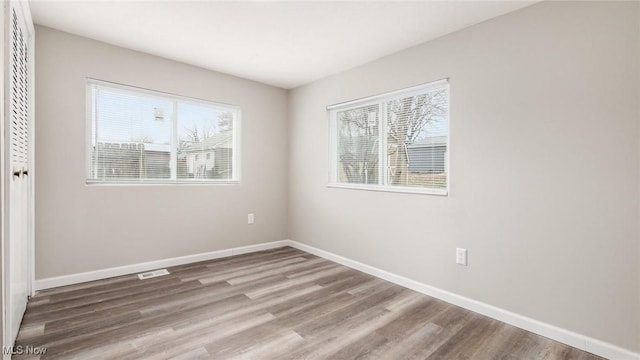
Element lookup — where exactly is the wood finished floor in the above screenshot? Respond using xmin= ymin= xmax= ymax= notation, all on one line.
xmin=16 ymin=247 xmax=604 ymax=360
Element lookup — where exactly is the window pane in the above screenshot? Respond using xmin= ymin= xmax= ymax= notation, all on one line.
xmin=88 ymin=80 xmax=240 ymax=184
xmin=91 ymin=88 xmax=172 ymax=180
xmin=386 ymin=89 xmax=448 ymax=189
xmin=337 ymin=104 xmax=380 ymax=185
xmin=176 ymin=103 xmax=234 ymax=180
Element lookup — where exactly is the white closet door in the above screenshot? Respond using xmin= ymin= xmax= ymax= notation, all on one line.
xmin=5 ymin=0 xmax=33 ymax=349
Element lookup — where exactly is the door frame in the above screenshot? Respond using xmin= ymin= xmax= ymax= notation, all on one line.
xmin=23 ymin=0 xmax=35 ymax=301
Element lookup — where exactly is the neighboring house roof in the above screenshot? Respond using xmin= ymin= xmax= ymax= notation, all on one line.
xmin=407 ymin=136 xmax=447 ymax=148
xmin=184 ymin=131 xmax=233 ymax=153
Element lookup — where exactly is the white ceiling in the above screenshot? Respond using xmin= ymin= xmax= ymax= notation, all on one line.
xmin=30 ymin=1 xmax=536 ymax=89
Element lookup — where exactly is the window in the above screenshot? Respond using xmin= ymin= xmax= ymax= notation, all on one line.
xmin=87 ymin=79 xmax=240 ymax=184
xmin=328 ymin=79 xmax=449 ymax=195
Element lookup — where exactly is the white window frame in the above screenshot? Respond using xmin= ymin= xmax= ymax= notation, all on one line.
xmin=85 ymin=78 xmax=241 ymax=185
xmin=327 ymin=79 xmax=449 ymax=196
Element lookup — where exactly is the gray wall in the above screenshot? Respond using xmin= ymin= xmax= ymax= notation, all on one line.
xmin=35 ymin=26 xmax=289 ymax=279
xmin=288 ymin=1 xmax=639 ymax=352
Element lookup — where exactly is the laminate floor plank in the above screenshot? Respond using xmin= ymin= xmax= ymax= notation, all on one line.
xmin=180 ymin=254 xmax=310 ymax=283
xmin=23 ymin=280 xmax=216 ymax=331
xmin=23 ymin=278 xmax=196 ymax=323
xmin=39 ymin=293 xmax=253 ymax=358
xmin=14 ymin=247 xmax=605 ymax=360
xmin=134 ymin=311 xmax=277 ymax=360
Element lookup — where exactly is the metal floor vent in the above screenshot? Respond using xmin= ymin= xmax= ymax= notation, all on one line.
xmin=138 ymin=269 xmax=170 ymax=280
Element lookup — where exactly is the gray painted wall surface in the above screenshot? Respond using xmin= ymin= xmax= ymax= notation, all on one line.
xmin=35 ymin=26 xmax=289 ymax=279
xmin=288 ymin=1 xmax=639 ymax=351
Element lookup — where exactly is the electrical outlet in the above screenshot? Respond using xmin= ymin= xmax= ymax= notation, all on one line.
xmin=456 ymin=248 xmax=467 ymax=266
xmin=248 ymin=213 xmax=254 ymax=225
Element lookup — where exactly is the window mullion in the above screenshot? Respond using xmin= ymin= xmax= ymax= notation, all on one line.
xmin=170 ymin=101 xmax=178 ymax=181
xmin=380 ymin=102 xmax=387 ymax=186
xmin=329 ymin=111 xmax=337 ymax=183
xmin=94 ymin=87 xmax=100 ymax=179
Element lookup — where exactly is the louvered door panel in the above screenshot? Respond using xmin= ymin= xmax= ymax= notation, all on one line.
xmin=6 ymin=1 xmax=32 ymax=350
xmin=10 ymin=7 xmax=28 ymax=171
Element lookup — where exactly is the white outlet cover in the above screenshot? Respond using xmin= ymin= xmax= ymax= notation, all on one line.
xmin=456 ymin=248 xmax=468 ymax=266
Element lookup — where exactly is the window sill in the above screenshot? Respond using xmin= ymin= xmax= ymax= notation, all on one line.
xmin=86 ymin=179 xmax=240 ymax=186
xmin=327 ymin=183 xmax=448 ymax=196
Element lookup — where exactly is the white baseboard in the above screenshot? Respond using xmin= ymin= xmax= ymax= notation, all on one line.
xmin=33 ymin=239 xmax=639 ymax=359
xmin=33 ymin=240 xmax=289 ymax=291
xmin=284 ymin=240 xmax=640 ymax=360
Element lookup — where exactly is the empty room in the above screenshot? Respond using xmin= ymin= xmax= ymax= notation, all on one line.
xmin=0 ymin=0 xmax=638 ymax=359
